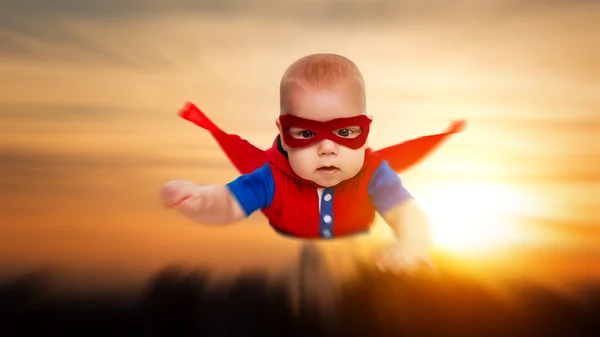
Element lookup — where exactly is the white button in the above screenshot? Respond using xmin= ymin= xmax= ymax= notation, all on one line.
xmin=323 ymin=229 xmax=331 ymax=237
xmin=324 ymin=193 xmax=332 ymax=202
xmin=323 ymin=215 xmax=332 ymax=223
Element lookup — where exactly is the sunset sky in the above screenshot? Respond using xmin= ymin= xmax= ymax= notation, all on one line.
xmin=1 ymin=0 xmax=598 ymax=293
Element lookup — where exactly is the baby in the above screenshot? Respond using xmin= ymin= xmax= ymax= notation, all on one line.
xmin=162 ymin=54 xmax=434 ymax=273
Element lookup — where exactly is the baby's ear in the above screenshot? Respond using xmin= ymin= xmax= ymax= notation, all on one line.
xmin=275 ymin=118 xmax=289 ymax=151
xmin=275 ymin=118 xmax=282 ymax=132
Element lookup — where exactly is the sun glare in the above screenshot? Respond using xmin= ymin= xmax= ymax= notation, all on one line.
xmin=415 ymin=181 xmax=540 ymax=254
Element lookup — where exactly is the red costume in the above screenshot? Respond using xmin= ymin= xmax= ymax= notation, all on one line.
xmin=178 ymin=102 xmax=465 ymax=239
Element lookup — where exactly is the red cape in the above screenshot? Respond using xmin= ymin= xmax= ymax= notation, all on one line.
xmin=178 ymin=102 xmax=466 ymax=175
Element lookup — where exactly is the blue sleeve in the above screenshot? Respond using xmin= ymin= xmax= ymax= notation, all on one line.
xmin=225 ymin=163 xmax=275 ymax=217
xmin=368 ymin=160 xmax=413 ymax=215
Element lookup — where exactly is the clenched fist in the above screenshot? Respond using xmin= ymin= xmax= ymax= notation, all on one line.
xmin=161 ymin=179 xmax=201 ymax=208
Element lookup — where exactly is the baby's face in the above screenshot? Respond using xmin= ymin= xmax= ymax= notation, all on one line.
xmin=278 ymin=82 xmax=369 ymax=187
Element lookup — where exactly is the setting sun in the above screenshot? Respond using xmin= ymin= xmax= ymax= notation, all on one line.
xmin=415 ymin=181 xmax=541 ymax=254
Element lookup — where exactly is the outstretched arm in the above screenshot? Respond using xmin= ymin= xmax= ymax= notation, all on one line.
xmin=162 ymin=181 xmax=246 ymax=224
xmin=368 ymin=160 xmax=434 ymax=272
xmin=379 ymin=199 xmax=434 ymax=271
xmin=381 ymin=198 xmax=432 ymax=247
xmin=161 ymin=164 xmax=275 ymax=225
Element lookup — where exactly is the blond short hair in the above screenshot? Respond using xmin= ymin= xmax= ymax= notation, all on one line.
xmin=279 ymin=53 xmax=366 ymax=112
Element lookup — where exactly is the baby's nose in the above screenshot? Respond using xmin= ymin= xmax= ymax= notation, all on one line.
xmin=318 ymin=139 xmax=338 ymax=155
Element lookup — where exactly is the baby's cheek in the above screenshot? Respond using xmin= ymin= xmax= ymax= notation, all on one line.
xmin=342 ymin=149 xmax=365 ymax=170
xmin=288 ymin=152 xmax=313 ymax=177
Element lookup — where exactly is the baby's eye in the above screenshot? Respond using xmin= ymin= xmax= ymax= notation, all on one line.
xmin=334 ymin=127 xmax=362 ymax=138
xmin=300 ymin=130 xmax=315 ymax=138
xmin=289 ymin=128 xmax=316 ymax=139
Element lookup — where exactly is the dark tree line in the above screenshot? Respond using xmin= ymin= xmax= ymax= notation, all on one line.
xmin=1 ymin=264 xmax=599 ymax=337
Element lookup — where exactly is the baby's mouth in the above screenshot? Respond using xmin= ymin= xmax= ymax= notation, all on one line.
xmin=317 ymin=166 xmax=339 ymax=174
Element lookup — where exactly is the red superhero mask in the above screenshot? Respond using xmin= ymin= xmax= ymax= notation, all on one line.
xmin=278 ymin=114 xmax=372 ymax=149
xmin=179 ymin=102 xmax=466 ymax=177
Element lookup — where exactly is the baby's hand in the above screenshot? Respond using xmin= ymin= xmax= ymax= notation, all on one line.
xmin=161 ymin=179 xmax=200 ymax=208
xmin=375 ymin=241 xmax=435 ymax=275
xmin=161 ymin=180 xmax=237 ymax=223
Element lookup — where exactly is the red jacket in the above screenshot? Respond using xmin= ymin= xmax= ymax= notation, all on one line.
xmin=262 ymin=138 xmax=386 ymax=238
